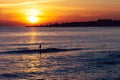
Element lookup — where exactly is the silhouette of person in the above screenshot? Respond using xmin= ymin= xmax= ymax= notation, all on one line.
xmin=39 ymin=44 xmax=41 ymax=55
xmin=39 ymin=44 xmax=42 ymax=62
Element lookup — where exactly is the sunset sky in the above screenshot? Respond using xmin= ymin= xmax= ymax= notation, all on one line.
xmin=0 ymin=0 xmax=120 ymax=26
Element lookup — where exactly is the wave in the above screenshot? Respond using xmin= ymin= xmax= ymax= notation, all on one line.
xmin=0 ymin=43 xmax=51 ymax=46
xmin=0 ymin=48 xmax=82 ymax=54
xmin=0 ymin=42 xmax=75 ymax=47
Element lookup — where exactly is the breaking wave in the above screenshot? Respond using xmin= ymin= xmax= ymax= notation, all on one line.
xmin=0 ymin=48 xmax=82 ymax=54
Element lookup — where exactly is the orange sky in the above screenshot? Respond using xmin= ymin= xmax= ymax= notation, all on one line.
xmin=0 ymin=0 xmax=120 ymax=26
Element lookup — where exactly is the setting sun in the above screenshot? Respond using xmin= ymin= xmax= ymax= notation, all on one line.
xmin=24 ymin=8 xmax=42 ymax=24
xmin=28 ymin=16 xmax=39 ymax=23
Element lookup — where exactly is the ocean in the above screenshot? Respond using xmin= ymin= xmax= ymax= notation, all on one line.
xmin=0 ymin=26 xmax=120 ymax=80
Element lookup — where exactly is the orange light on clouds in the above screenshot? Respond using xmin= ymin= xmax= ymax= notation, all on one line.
xmin=0 ymin=0 xmax=120 ymax=26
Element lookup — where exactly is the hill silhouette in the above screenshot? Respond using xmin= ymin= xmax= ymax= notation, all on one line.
xmin=27 ymin=19 xmax=120 ymax=27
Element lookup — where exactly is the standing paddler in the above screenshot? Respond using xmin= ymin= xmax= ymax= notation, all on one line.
xmin=39 ymin=44 xmax=42 ymax=55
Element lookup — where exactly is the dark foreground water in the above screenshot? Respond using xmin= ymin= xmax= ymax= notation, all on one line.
xmin=0 ymin=27 xmax=120 ymax=80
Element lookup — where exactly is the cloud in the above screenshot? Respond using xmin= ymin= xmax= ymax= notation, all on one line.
xmin=0 ymin=0 xmax=61 ymax=7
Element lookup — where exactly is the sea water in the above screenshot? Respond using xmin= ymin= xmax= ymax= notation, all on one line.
xmin=0 ymin=26 xmax=120 ymax=80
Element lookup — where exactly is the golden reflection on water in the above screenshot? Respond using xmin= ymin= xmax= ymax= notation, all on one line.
xmin=29 ymin=28 xmax=39 ymax=43
xmin=0 ymin=51 xmax=108 ymax=79
xmin=20 ymin=54 xmax=48 ymax=73
xmin=20 ymin=28 xmax=48 ymax=73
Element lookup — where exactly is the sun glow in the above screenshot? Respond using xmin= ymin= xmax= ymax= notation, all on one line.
xmin=28 ymin=16 xmax=39 ymax=23
xmin=24 ymin=8 xmax=42 ymax=24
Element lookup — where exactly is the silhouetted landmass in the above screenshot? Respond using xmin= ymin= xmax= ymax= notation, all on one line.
xmin=27 ymin=19 xmax=120 ymax=27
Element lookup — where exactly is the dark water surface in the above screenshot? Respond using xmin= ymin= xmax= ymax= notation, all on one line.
xmin=0 ymin=27 xmax=120 ymax=80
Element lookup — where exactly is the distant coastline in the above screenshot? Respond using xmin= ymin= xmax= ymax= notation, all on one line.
xmin=27 ymin=19 xmax=120 ymax=27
